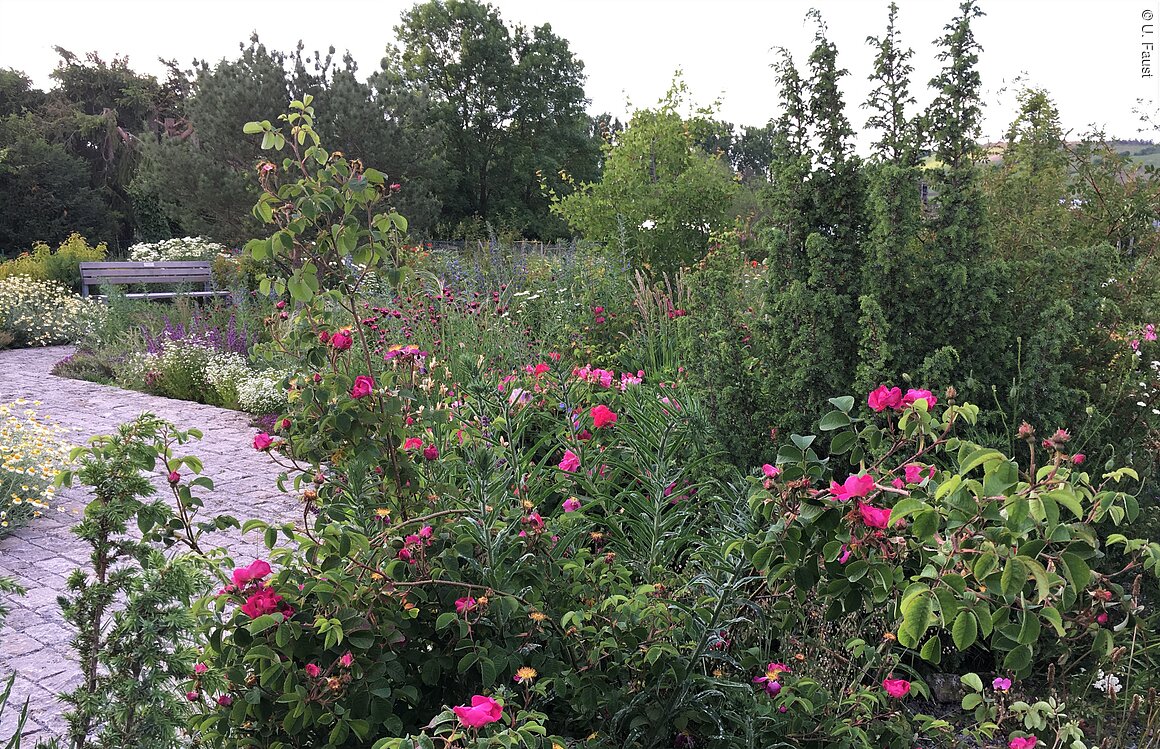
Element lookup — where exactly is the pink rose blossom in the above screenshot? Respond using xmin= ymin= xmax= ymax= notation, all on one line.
xmin=992 ymin=677 xmax=1012 ymax=691
xmin=422 ymin=444 xmax=439 ymax=461
xmin=902 ymin=389 xmax=937 ymax=409
xmin=455 ymin=597 xmax=477 ymax=614
xmin=1096 ymin=612 xmax=1108 ymax=624
xmin=761 ymin=464 xmax=781 ymax=478
xmin=330 ymin=330 xmax=353 ymax=351
xmin=858 ymin=503 xmax=893 ymax=529
xmin=216 ymin=694 xmax=233 ymax=707
xmin=167 ymin=470 xmax=181 ymax=484
xmin=882 ymin=678 xmax=911 ymax=698
xmin=231 ymin=560 xmax=272 ymax=588
xmin=194 ymin=663 xmax=208 ymax=675
xmin=403 ymin=437 xmax=424 ymax=450
xmin=305 ymin=663 xmax=321 ymax=678
xmin=186 ymin=691 xmax=200 ymax=702
xmin=1072 ymin=453 xmax=1085 ymax=465
xmin=559 ymin=449 xmax=580 ymax=473
xmin=868 ymin=385 xmax=903 ymax=412
xmin=829 ymin=474 xmax=876 ymax=502
xmin=563 ymin=497 xmax=581 ymax=512
xmin=452 ymin=695 xmax=503 ymax=728
xmin=904 ymin=464 xmax=935 ymax=484
xmin=339 ymin=652 xmax=353 ymax=668
xmin=350 ymin=375 xmax=375 ymax=399
xmin=1008 ymin=737 xmax=1038 ymax=749
xmin=253 ymin=432 xmax=273 ymax=451
xmin=240 ymin=586 xmax=284 ymax=619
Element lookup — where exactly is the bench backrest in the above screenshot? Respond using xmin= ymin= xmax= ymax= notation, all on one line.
xmin=79 ymin=261 xmax=214 ymax=297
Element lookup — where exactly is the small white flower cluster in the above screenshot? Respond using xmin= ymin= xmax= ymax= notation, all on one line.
xmin=204 ymin=350 xmax=251 ymax=405
xmin=1093 ymin=670 xmax=1121 ymax=696
xmin=0 ymin=276 xmax=106 ymax=347
xmin=127 ymin=237 xmax=227 ymax=262
xmin=236 ymin=368 xmax=290 ymax=414
xmin=117 ymin=342 xmax=288 ymax=415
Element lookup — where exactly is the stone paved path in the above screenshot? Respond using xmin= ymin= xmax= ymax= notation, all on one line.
xmin=0 ymin=346 xmax=296 ymax=743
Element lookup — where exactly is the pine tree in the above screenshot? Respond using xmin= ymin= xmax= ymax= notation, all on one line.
xmin=863 ymin=2 xmax=920 ymax=166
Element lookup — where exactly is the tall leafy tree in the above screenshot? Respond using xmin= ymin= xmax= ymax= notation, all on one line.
xmin=395 ymin=0 xmax=596 ymax=238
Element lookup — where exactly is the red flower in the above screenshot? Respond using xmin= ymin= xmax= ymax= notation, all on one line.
xmin=305 ymin=663 xmax=321 ymax=678
xmin=253 ymin=432 xmax=273 ymax=451
xmin=402 ymin=437 xmax=423 ymax=450
xmin=591 ymin=404 xmax=618 ymax=429
xmin=423 ymin=444 xmax=439 ymax=461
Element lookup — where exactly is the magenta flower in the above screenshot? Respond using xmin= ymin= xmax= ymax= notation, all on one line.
xmin=422 ymin=444 xmax=439 ymax=461
xmin=858 ymin=502 xmax=892 ymax=529
xmin=868 ymin=385 xmax=903 ymax=412
xmin=882 ymin=677 xmax=911 ymax=698
xmin=231 ymin=560 xmax=272 ymax=588
xmin=194 ymin=663 xmax=208 ymax=675
xmin=752 ymin=662 xmax=791 ymax=695
xmin=559 ymin=449 xmax=580 ymax=473
xmin=216 ymin=694 xmax=233 ymax=707
xmin=305 ymin=663 xmax=321 ymax=678
xmin=1072 ymin=453 xmax=1085 ymax=465
xmin=761 ymin=464 xmax=781 ymax=478
xmin=186 ymin=691 xmax=200 ymax=702
xmin=418 ymin=525 xmax=433 ymax=539
xmin=253 ymin=432 xmax=273 ymax=451
xmin=350 ymin=375 xmax=375 ymax=399
xmin=837 ymin=545 xmax=852 ymax=564
xmin=1008 ymin=737 xmax=1038 ymax=749
xmin=902 ymin=389 xmax=937 ymax=409
xmin=904 ymin=463 xmax=935 ymax=484
xmin=339 ymin=652 xmax=353 ymax=668
xmin=240 ymin=586 xmax=284 ymax=619
xmin=992 ymin=677 xmax=1012 ymax=691
xmin=452 ymin=695 xmax=503 ymax=728
xmin=563 ymin=497 xmax=581 ymax=512
xmin=830 ymin=474 xmax=876 ymax=501
xmin=591 ymin=404 xmax=618 ymax=429
xmin=330 ymin=330 xmax=353 ymax=351
xmin=167 ymin=470 xmax=181 ymax=485
xmin=402 ymin=437 xmax=423 ymax=450
xmin=455 ymin=597 xmax=477 ymax=614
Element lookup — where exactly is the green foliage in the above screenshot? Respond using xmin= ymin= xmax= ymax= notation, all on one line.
xmin=395 ymin=0 xmax=598 ymax=239
xmin=552 ymin=78 xmax=739 ymax=274
xmin=55 ymin=415 xmax=233 ymax=749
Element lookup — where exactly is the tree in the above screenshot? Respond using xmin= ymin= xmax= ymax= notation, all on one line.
xmin=551 ymin=79 xmax=738 ymax=274
xmin=395 ymin=0 xmax=598 ymax=238
xmin=863 ymin=2 xmax=920 ymax=166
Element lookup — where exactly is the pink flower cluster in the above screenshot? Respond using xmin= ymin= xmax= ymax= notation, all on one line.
xmin=573 ymin=365 xmax=615 ymax=388
xmin=867 ymin=386 xmax=938 ymax=412
xmin=397 ymin=525 xmax=433 ymax=564
xmin=402 ymin=437 xmax=439 ymax=461
xmin=225 ymin=560 xmax=294 ymax=621
xmin=829 ymin=473 xmax=875 ymax=501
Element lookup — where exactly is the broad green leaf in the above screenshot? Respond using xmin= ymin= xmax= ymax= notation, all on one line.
xmin=952 ymin=611 xmax=978 ymax=650
xmin=1000 ymin=557 xmax=1027 ymax=598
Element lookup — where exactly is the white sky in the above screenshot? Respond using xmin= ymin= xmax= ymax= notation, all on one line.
xmin=3 ymin=0 xmax=1159 ymax=151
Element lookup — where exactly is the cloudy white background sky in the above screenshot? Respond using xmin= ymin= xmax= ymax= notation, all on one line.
xmin=3 ymin=0 xmax=1159 ymax=150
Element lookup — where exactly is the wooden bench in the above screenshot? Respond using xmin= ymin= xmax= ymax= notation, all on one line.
xmin=79 ymin=261 xmax=230 ymax=300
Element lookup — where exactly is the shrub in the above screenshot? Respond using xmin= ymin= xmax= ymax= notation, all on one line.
xmin=0 ymin=233 xmax=107 ymax=291
xmin=0 ymin=400 xmax=68 ymax=537
xmin=234 ymin=368 xmax=289 ymax=414
xmin=0 ymin=276 xmax=106 ymax=348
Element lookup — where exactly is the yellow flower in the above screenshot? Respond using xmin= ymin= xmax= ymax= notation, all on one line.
xmin=529 ymin=611 xmax=548 ymax=623
xmin=514 ymin=666 xmax=537 ymax=683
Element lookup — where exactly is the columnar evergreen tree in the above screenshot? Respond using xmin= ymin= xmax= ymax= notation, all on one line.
xmin=921 ymin=0 xmax=1008 ymax=392
xmin=860 ymin=2 xmax=925 ymax=379
xmin=763 ymin=49 xmax=812 ymax=280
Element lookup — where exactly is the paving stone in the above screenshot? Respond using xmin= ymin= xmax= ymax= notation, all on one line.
xmin=0 ymin=345 xmax=296 ymax=742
